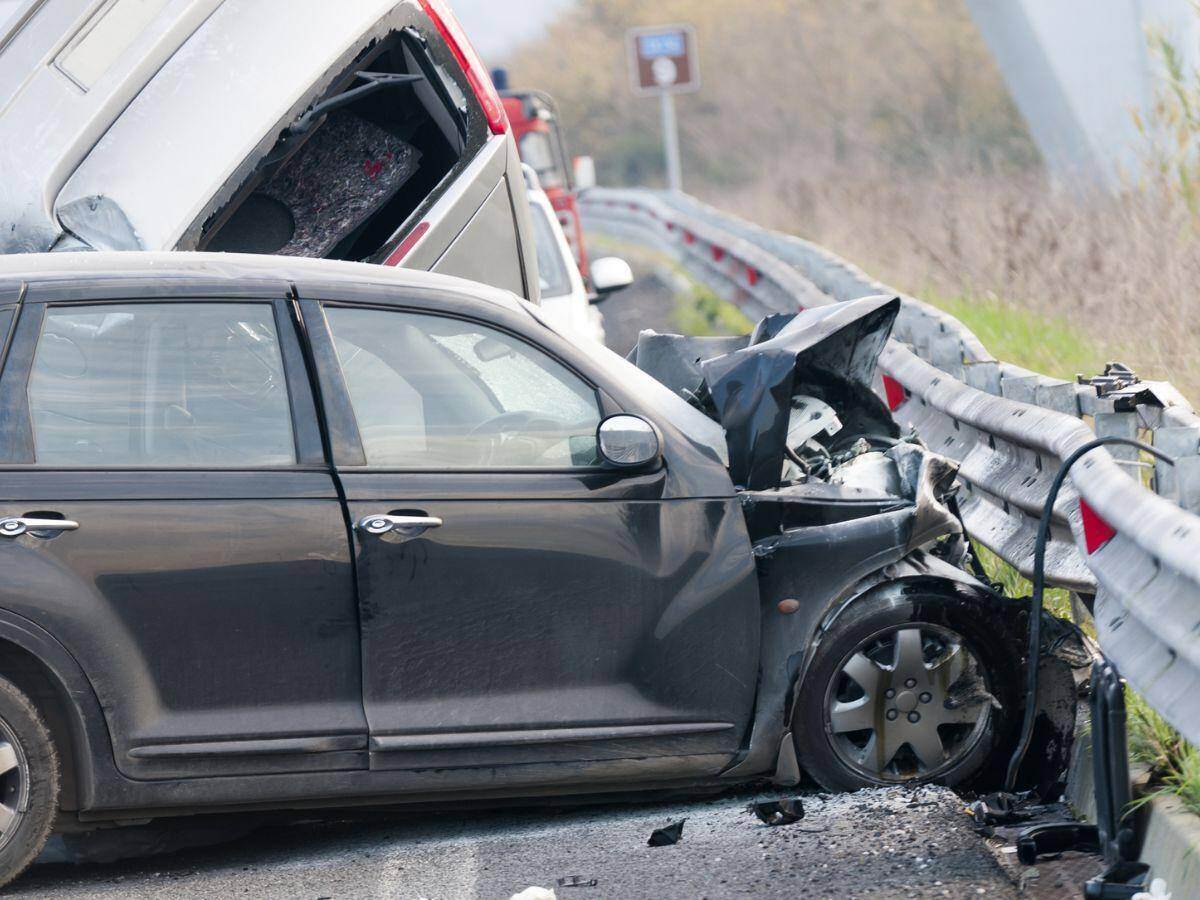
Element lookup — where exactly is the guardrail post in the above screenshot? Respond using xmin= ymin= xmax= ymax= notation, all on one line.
xmin=1153 ymin=425 xmax=1200 ymax=510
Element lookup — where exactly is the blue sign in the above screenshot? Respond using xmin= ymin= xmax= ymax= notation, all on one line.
xmin=638 ymin=31 xmax=686 ymax=59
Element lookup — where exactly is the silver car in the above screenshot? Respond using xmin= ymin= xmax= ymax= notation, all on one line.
xmin=0 ymin=0 xmax=539 ymax=299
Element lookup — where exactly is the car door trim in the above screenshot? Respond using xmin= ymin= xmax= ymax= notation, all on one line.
xmin=129 ymin=734 xmax=367 ymax=759
xmin=369 ymin=722 xmax=735 ymax=752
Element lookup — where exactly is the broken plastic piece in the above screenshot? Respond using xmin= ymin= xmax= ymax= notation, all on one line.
xmin=556 ymin=875 xmax=598 ymax=888
xmin=510 ymin=888 xmax=556 ymax=900
xmin=647 ymin=819 xmax=686 ymax=846
xmin=968 ymin=791 xmax=1051 ymax=830
xmin=750 ymin=797 xmax=805 ymax=826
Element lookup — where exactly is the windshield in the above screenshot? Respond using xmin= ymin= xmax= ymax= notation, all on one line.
xmin=530 ymin=203 xmax=573 ymax=298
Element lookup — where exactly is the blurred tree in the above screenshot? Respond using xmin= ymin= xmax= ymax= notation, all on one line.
xmin=507 ymin=0 xmax=1038 ymax=190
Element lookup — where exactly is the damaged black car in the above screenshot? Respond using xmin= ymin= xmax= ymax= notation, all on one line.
xmin=0 ymin=253 xmax=1067 ymax=887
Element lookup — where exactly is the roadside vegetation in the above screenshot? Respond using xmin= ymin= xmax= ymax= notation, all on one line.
xmin=510 ymin=0 xmax=1200 ymax=398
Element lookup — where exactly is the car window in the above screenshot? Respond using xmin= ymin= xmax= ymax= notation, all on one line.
xmin=530 ymin=203 xmax=573 ymax=298
xmin=27 ymin=303 xmax=295 ymax=467
xmin=325 ymin=307 xmax=601 ymax=468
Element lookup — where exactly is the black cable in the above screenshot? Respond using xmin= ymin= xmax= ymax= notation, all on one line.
xmin=1003 ymin=436 xmax=1174 ymax=792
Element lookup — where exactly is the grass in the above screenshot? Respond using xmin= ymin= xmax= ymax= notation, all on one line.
xmin=921 ymin=291 xmax=1110 ymax=382
xmin=970 ymin=543 xmax=1075 ymax=623
xmin=672 ymin=283 xmax=754 ymax=337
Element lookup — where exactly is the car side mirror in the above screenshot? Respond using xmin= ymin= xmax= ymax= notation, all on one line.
xmin=597 ymin=414 xmax=661 ymax=468
xmin=589 ymin=257 xmax=634 ymax=304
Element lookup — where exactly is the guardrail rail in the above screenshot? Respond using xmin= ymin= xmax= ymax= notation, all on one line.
xmin=582 ymin=186 xmax=1200 ymax=747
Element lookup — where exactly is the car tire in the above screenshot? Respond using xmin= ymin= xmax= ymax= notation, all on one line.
xmin=0 ymin=675 xmax=59 ymax=889
xmin=792 ymin=585 xmax=1022 ymax=792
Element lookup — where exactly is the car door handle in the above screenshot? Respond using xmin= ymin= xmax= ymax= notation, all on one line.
xmin=0 ymin=517 xmax=80 ymax=538
xmin=356 ymin=514 xmax=443 ymax=537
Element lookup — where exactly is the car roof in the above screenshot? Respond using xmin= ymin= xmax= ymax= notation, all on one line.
xmin=0 ymin=251 xmax=529 ymax=313
xmin=0 ymin=0 xmax=410 ymax=254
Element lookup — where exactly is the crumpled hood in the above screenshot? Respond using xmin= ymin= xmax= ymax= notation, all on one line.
xmin=700 ymin=295 xmax=900 ymax=490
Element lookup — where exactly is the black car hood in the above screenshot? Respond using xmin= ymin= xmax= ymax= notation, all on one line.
xmin=702 ymin=295 xmax=900 ymax=490
xmin=628 ymin=294 xmax=901 ymax=490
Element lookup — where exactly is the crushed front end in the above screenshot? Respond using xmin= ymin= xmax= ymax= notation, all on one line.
xmin=630 ymin=295 xmax=1080 ymax=792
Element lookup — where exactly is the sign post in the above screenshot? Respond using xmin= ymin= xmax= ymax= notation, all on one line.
xmin=627 ymin=24 xmax=699 ymax=192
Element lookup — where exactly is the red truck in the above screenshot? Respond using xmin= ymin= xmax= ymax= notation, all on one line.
xmin=494 ymin=71 xmax=590 ymax=278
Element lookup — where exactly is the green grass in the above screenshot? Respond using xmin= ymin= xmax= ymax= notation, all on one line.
xmin=923 ymin=291 xmax=1110 ymax=380
xmin=970 ymin=543 xmax=1075 ymax=623
xmin=1128 ymin=690 xmax=1200 ymax=817
xmin=672 ymin=283 xmax=754 ymax=337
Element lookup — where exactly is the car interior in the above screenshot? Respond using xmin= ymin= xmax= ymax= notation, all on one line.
xmin=199 ymin=29 xmax=477 ymax=262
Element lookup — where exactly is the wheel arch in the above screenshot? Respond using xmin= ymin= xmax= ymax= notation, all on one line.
xmin=0 ymin=609 xmax=116 ymax=812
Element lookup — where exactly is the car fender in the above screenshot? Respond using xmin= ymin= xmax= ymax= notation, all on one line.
xmin=0 ymin=606 xmax=118 ymax=811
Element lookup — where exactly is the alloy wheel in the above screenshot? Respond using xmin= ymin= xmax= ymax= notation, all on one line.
xmin=824 ymin=624 xmax=992 ymax=782
xmin=0 ymin=718 xmax=29 ymax=852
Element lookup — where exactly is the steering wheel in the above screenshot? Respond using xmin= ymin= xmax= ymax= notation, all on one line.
xmin=468 ymin=410 xmax=570 ymax=466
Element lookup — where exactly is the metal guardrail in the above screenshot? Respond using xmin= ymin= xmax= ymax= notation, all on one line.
xmin=582 ymin=187 xmax=1200 ymax=746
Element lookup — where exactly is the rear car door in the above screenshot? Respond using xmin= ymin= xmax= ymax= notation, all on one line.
xmin=0 ymin=289 xmax=365 ymax=780
xmin=300 ymin=288 xmax=761 ymax=782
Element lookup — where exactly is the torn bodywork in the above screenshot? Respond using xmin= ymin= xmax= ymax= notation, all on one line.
xmin=631 ymin=295 xmax=1078 ymax=789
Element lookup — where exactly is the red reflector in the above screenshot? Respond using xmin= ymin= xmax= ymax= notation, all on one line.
xmin=683 ymin=231 xmax=695 ymax=245
xmin=711 ymin=246 xmax=725 ymax=262
xmin=418 ymin=0 xmax=508 ymax=135
xmin=665 ymin=222 xmax=676 ymax=232
xmin=1079 ymin=498 xmax=1116 ymax=553
xmin=383 ymin=221 xmax=430 ymax=266
xmin=882 ymin=375 xmax=906 ymax=411
xmin=746 ymin=266 xmax=759 ymax=286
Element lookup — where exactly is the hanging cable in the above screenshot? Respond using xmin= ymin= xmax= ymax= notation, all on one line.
xmin=1003 ymin=436 xmax=1174 ymax=792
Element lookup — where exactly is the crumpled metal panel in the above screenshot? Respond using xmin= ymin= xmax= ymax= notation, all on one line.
xmin=582 ymin=186 xmax=1200 ymax=744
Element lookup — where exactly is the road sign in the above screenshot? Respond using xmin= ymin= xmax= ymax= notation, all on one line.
xmin=627 ymin=24 xmax=699 ymax=96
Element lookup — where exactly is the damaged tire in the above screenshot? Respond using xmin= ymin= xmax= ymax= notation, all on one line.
xmin=0 ymin=675 xmax=59 ymax=889
xmin=793 ymin=584 xmax=1022 ymax=792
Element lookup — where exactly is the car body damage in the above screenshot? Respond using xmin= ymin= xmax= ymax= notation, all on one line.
xmin=630 ymin=294 xmax=1077 ymax=789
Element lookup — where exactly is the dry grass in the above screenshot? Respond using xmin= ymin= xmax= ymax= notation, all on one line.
xmin=710 ymin=168 xmax=1200 ymax=401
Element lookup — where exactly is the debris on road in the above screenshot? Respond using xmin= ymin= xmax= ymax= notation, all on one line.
xmin=647 ymin=820 xmax=686 ymax=847
xmin=749 ymin=797 xmax=806 ymax=826
xmin=967 ymin=791 xmax=1055 ymax=833
xmin=556 ymin=875 xmax=598 ymax=888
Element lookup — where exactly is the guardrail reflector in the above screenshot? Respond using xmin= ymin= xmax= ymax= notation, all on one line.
xmin=882 ymin=375 xmax=906 ymax=411
xmin=747 ymin=266 xmax=759 ymax=286
xmin=1079 ymin=498 xmax=1116 ymax=553
xmin=711 ymin=246 xmax=725 ymax=262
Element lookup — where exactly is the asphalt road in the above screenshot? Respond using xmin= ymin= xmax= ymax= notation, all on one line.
xmin=11 ymin=271 xmax=1018 ymax=899
xmin=14 ymin=786 xmax=1014 ymax=899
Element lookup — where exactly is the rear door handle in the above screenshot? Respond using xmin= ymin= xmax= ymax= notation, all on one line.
xmin=0 ymin=517 xmax=80 ymax=538
xmin=357 ymin=514 xmax=443 ymax=538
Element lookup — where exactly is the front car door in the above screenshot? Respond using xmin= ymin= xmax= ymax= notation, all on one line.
xmin=299 ymin=284 xmax=761 ymax=787
xmin=0 ymin=284 xmax=365 ymax=780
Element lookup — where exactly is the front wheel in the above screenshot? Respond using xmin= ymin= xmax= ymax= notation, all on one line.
xmin=792 ymin=586 xmax=1022 ymax=792
xmin=0 ymin=675 xmax=60 ymax=889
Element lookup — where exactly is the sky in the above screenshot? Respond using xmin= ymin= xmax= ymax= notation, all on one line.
xmin=451 ymin=0 xmax=571 ymax=65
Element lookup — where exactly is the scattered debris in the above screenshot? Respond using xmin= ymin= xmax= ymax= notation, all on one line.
xmin=966 ymin=791 xmax=1055 ymax=833
xmin=647 ymin=820 xmax=686 ymax=847
xmin=749 ymin=797 xmax=806 ymax=826
xmin=556 ymin=875 xmax=598 ymax=889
